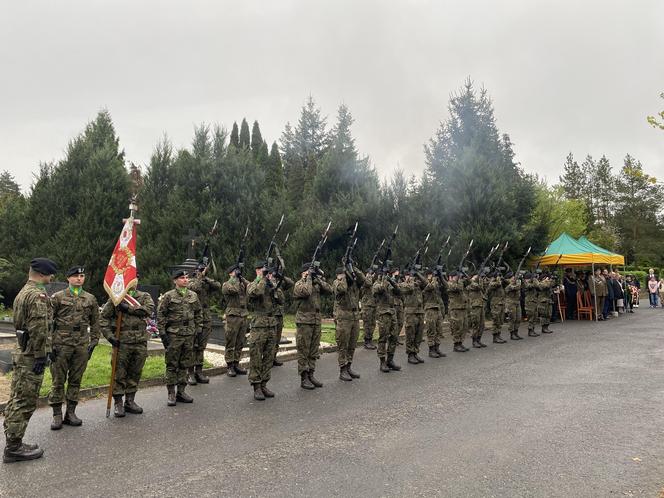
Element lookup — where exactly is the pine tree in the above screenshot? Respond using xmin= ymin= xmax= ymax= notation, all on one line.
xmin=0 ymin=171 xmax=20 ymax=197
xmin=239 ymin=118 xmax=251 ymax=149
xmin=251 ymin=121 xmax=263 ymax=157
xmin=229 ymin=122 xmax=239 ymax=148
xmin=559 ymin=153 xmax=584 ymax=200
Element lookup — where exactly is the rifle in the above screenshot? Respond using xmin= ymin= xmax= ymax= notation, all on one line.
xmin=342 ymin=222 xmax=359 ymax=279
xmin=534 ymin=243 xmax=551 ymax=273
xmin=458 ymin=239 xmax=474 ymax=275
xmin=380 ymin=225 xmax=399 ymax=275
xmin=265 ymin=214 xmax=285 ymax=266
xmin=369 ymin=239 xmax=386 ymax=271
xmin=200 ymin=219 xmax=219 ymax=274
xmin=493 ymin=241 xmax=509 ymax=274
xmin=433 ymin=237 xmax=450 ymax=280
xmin=273 ymin=232 xmax=290 ymax=289
xmin=409 ymin=232 xmax=430 ymax=273
xmin=477 ymin=244 xmax=500 ymax=277
xmin=309 ymin=221 xmax=332 ymax=274
xmin=235 ymin=226 xmax=249 ymax=275
xmin=515 ymin=246 xmax=532 ymax=277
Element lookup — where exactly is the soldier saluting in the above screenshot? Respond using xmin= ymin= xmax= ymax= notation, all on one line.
xmin=3 ymin=258 xmax=57 ymax=464
xmin=48 ymin=266 xmax=100 ymax=430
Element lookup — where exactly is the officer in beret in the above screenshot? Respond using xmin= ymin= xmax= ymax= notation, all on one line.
xmin=332 ymin=264 xmax=366 ymax=381
xmin=48 ymin=266 xmax=100 ymax=430
xmin=157 ymin=269 xmax=202 ymax=406
xmin=4 ymin=258 xmax=57 ymax=463
xmin=221 ymin=263 xmax=249 ymax=377
xmin=271 ymin=266 xmax=294 ymax=367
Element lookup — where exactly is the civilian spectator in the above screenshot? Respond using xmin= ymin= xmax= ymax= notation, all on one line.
xmin=563 ymin=268 xmax=577 ymax=320
xmin=647 ymin=276 xmax=659 ymax=308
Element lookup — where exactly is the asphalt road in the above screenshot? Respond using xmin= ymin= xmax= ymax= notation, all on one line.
xmin=1 ymin=310 xmax=664 ymax=497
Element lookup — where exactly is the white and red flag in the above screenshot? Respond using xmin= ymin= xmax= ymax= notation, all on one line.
xmin=103 ymin=215 xmax=138 ymax=305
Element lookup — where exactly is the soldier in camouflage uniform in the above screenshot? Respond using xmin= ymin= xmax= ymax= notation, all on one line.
xmin=538 ymin=274 xmax=554 ymax=334
xmin=49 ymin=266 xmax=100 ymax=429
xmin=423 ymin=268 xmax=447 ymax=358
xmin=467 ymin=275 xmax=488 ymax=348
xmin=372 ymin=267 xmax=402 ymax=372
xmin=271 ymin=272 xmax=294 ymax=367
xmin=293 ymin=263 xmax=333 ymax=390
xmin=524 ymin=273 xmax=540 ymax=338
xmin=4 ymin=258 xmax=57 ymax=463
xmin=100 ymin=277 xmax=154 ymax=417
xmin=447 ymin=271 xmax=470 ymax=353
xmin=486 ymin=272 xmax=507 ymax=344
xmin=399 ymin=268 xmax=426 ymax=364
xmin=504 ymin=273 xmax=523 ymax=340
xmin=332 ymin=265 xmax=366 ymax=381
xmin=187 ymin=264 xmax=221 ymax=385
xmin=246 ymin=260 xmax=277 ymax=400
xmin=361 ymin=268 xmax=377 ymax=349
xmin=392 ymin=267 xmax=405 ymax=345
xmin=222 ymin=264 xmax=249 ymax=377
xmin=157 ymin=269 xmax=202 ymax=406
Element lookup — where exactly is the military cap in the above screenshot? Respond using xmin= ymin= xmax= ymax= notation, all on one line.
xmin=31 ymin=258 xmax=58 ymax=276
xmin=171 ymin=268 xmax=187 ymax=279
xmin=254 ymin=260 xmax=267 ymax=269
xmin=227 ymin=263 xmax=239 ymax=274
xmin=335 ymin=266 xmax=345 ymax=275
xmin=505 ymin=271 xmax=514 ymax=278
xmin=66 ymin=265 xmax=85 ymax=277
xmin=524 ymin=272 xmax=533 ymax=279
xmin=301 ymin=262 xmax=312 ymax=272
xmin=424 ymin=267 xmax=434 ymax=275
xmin=448 ymin=270 xmax=459 ymax=277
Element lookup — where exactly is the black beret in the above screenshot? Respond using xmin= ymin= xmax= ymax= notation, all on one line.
xmin=66 ymin=265 xmax=85 ymax=277
xmin=448 ymin=270 xmax=459 ymax=277
xmin=505 ymin=271 xmax=514 ymax=278
xmin=254 ymin=260 xmax=267 ymax=269
xmin=227 ymin=263 xmax=239 ymax=274
xmin=171 ymin=268 xmax=187 ymax=279
xmin=301 ymin=262 xmax=312 ymax=272
xmin=335 ymin=266 xmax=345 ymax=274
xmin=31 ymin=258 xmax=58 ymax=276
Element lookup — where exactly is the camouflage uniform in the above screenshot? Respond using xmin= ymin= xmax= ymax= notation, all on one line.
xmin=49 ymin=287 xmax=100 ymax=406
xmin=538 ymin=278 xmax=554 ymax=332
xmin=393 ymin=292 xmax=404 ymax=338
xmin=504 ymin=278 xmax=522 ymax=337
xmin=100 ymin=290 xmax=154 ymax=397
xmin=372 ymin=275 xmax=402 ymax=360
xmin=399 ymin=274 xmax=426 ymax=357
xmin=272 ymin=276 xmax=294 ymax=363
xmin=447 ymin=278 xmax=469 ymax=347
xmin=423 ymin=275 xmax=446 ymax=352
xmin=4 ymin=281 xmax=52 ymax=448
xmin=487 ymin=277 xmax=506 ymax=337
xmin=332 ymin=269 xmax=366 ymax=374
xmin=360 ymin=273 xmax=377 ymax=344
xmin=466 ymin=278 xmax=486 ymax=344
xmin=222 ymin=275 xmax=249 ymax=365
xmin=293 ymin=273 xmax=333 ymax=377
xmin=524 ymin=278 xmax=540 ymax=336
xmin=246 ymin=275 xmax=277 ymax=387
xmin=157 ymin=288 xmax=202 ymax=387
xmin=188 ymin=272 xmax=221 ymax=369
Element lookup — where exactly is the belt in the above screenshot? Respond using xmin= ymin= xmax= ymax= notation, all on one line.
xmin=170 ymin=320 xmax=190 ymax=326
xmin=56 ymin=325 xmax=83 ymax=332
xmin=253 ymin=312 xmax=273 ymax=317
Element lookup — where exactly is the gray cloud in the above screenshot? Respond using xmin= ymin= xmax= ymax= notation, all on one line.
xmin=1 ymin=0 xmax=663 ymax=190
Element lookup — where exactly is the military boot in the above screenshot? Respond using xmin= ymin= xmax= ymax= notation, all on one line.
xmin=253 ymin=384 xmax=265 ymax=401
xmin=428 ymin=346 xmax=439 ymax=358
xmin=347 ymin=363 xmax=360 ymax=379
xmin=63 ymin=401 xmax=82 ymax=426
xmin=309 ymin=370 xmax=324 ymax=388
xmin=453 ymin=342 xmax=467 ymax=352
xmin=3 ymin=439 xmax=44 ymax=463
xmin=364 ymin=339 xmax=377 ymax=350
xmin=273 ymin=358 xmax=284 ymax=367
xmin=477 ymin=334 xmax=487 ymax=348
xmin=511 ymin=331 xmax=524 ymax=340
xmin=493 ymin=333 xmax=507 ymax=344
xmin=194 ymin=366 xmax=210 ymax=384
xmin=176 ymin=385 xmax=194 ymax=403
xmin=114 ymin=395 xmax=126 ymax=417
xmin=379 ymin=357 xmax=390 ymax=372
xmin=226 ymin=362 xmax=237 ymax=377
xmin=434 ymin=344 xmax=446 ymax=358
xmin=472 ymin=337 xmax=482 ymax=348
xmin=408 ymin=353 xmax=419 ymax=364
xmin=301 ymin=371 xmax=315 ymax=389
xmin=50 ymin=404 xmax=63 ymax=431
xmin=124 ymin=392 xmax=143 ymax=414
xmin=260 ymin=382 xmax=275 ymax=398
xmin=415 ymin=351 xmax=426 ymax=362
xmin=187 ymin=367 xmax=197 ymax=386
xmin=528 ymin=327 xmax=539 ymax=337
xmin=386 ymin=354 xmax=401 ymax=371
xmin=339 ymin=365 xmax=353 ymax=381
xmin=234 ymin=362 xmax=248 ymax=375
xmin=541 ymin=324 xmax=553 ymax=334
xmin=167 ymin=385 xmax=177 ymax=406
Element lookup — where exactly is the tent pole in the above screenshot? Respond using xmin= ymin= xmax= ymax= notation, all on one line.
xmin=593 ymin=261 xmax=598 ymax=322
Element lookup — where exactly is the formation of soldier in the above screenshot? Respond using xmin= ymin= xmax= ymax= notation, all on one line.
xmin=2 ymin=234 xmax=569 ymax=464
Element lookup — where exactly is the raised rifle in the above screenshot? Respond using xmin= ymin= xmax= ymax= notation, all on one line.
xmin=200 ymin=219 xmax=219 ymax=274
xmin=235 ymin=226 xmax=249 ymax=276
xmin=309 ymin=221 xmax=332 ymax=274
xmin=370 ymin=239 xmax=386 ymax=270
xmin=477 ymin=244 xmax=500 ymax=277
xmin=515 ymin=246 xmax=532 ymax=277
xmin=265 ymin=214 xmax=285 ymax=267
xmin=409 ymin=232 xmax=430 ymax=273
xmin=493 ymin=241 xmax=509 ymax=274
xmin=342 ymin=221 xmax=359 ymax=279
xmin=434 ymin=235 xmax=452 ymax=278
xmin=380 ymin=225 xmax=399 ymax=275
xmin=458 ymin=239 xmax=474 ymax=276
xmin=273 ymin=232 xmax=290 ymax=289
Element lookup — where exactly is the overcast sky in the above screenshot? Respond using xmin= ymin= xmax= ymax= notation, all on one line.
xmin=1 ymin=0 xmax=663 ymax=190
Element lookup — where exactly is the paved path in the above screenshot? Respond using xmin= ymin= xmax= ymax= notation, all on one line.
xmin=1 ymin=311 xmax=664 ymax=497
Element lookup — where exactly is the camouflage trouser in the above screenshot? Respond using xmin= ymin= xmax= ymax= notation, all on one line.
xmin=362 ymin=306 xmax=376 ymax=341
xmin=448 ymin=309 xmax=468 ymax=343
xmin=505 ymin=302 xmax=521 ymax=332
xmin=3 ymin=352 xmax=44 ymax=443
xmin=273 ymin=314 xmax=284 ymax=362
xmin=395 ymin=305 xmax=404 ymax=336
xmin=248 ymin=326 xmax=274 ymax=384
xmin=113 ymin=342 xmax=147 ymax=396
xmin=538 ymin=302 xmax=551 ymax=326
xmin=335 ymin=319 xmax=359 ymax=367
xmin=404 ymin=312 xmax=425 ymax=354
xmin=224 ymin=315 xmax=248 ymax=363
xmin=469 ymin=307 xmax=485 ymax=339
xmin=595 ymin=296 xmax=605 ymax=319
xmin=296 ymin=322 xmax=322 ymax=375
xmin=490 ymin=302 xmax=505 ymax=333
xmin=525 ymin=301 xmax=538 ymax=331
xmin=376 ymin=312 xmax=398 ymax=358
xmin=48 ymin=343 xmax=89 ymax=405
xmin=425 ymin=308 xmax=444 ymax=347
xmin=165 ymin=333 xmax=194 ymax=386
xmin=193 ymin=308 xmax=212 ymax=368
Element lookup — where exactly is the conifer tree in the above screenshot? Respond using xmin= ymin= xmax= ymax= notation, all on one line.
xmin=229 ymin=122 xmax=239 ymax=148
xmin=239 ymin=118 xmax=251 ymax=149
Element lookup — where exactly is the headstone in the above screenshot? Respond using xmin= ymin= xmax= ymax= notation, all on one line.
xmin=137 ymin=284 xmax=160 ymax=316
xmin=0 ymin=349 xmax=12 ymax=373
xmin=208 ymin=315 xmax=226 ymax=345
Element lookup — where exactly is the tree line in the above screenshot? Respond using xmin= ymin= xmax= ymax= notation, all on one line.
xmin=1 ymin=80 xmax=662 ymax=305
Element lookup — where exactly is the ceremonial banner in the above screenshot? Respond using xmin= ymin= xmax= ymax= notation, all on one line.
xmin=103 ymin=216 xmax=138 ymax=305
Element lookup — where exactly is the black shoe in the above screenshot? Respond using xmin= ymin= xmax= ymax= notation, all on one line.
xmin=234 ymin=363 xmax=248 ymax=375
xmin=511 ymin=331 xmax=524 ymax=340
xmin=167 ymin=385 xmax=176 ymax=406
xmin=364 ymin=339 xmax=377 ymax=350
xmin=434 ymin=345 xmax=446 ymax=358
xmin=386 ymin=355 xmax=401 ymax=371
xmin=124 ymin=393 xmax=143 ymax=414
xmin=50 ymin=404 xmax=63 ymax=431
xmin=273 ymin=359 xmax=284 ymax=367
xmin=472 ymin=338 xmax=482 ymax=348
xmin=339 ymin=365 xmax=353 ymax=381
xmin=415 ymin=352 xmax=426 ymax=362
xmin=428 ymin=345 xmax=439 ymax=358
xmin=309 ymin=370 xmax=324 ymax=388
xmin=261 ymin=382 xmax=275 ymax=398
xmin=187 ymin=368 xmax=197 ymax=386
xmin=347 ymin=363 xmax=360 ymax=378
xmin=493 ymin=334 xmax=506 ymax=344
xmin=379 ymin=357 xmax=390 ymax=372
xmin=226 ymin=362 xmax=237 ymax=377
xmin=194 ymin=367 xmax=210 ymax=384
xmin=528 ymin=329 xmax=540 ymax=337
xmin=114 ymin=395 xmax=126 ymax=417
xmin=176 ymin=386 xmax=194 ymax=403
xmin=408 ymin=353 xmax=419 ymax=364
xmin=453 ymin=342 xmax=467 ymax=353
xmin=477 ymin=336 xmax=487 ymax=348
xmin=253 ymin=384 xmax=265 ymax=401
xmin=3 ymin=442 xmax=44 ymax=463
xmin=63 ymin=401 xmax=82 ymax=426
xmin=541 ymin=325 xmax=553 ymax=334
xmin=301 ymin=372 xmax=315 ymax=390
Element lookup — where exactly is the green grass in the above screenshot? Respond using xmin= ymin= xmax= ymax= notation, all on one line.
xmin=31 ymin=344 xmax=211 ymax=397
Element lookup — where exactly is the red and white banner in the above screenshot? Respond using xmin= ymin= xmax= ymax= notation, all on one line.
xmin=103 ymin=216 xmax=138 ymax=306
